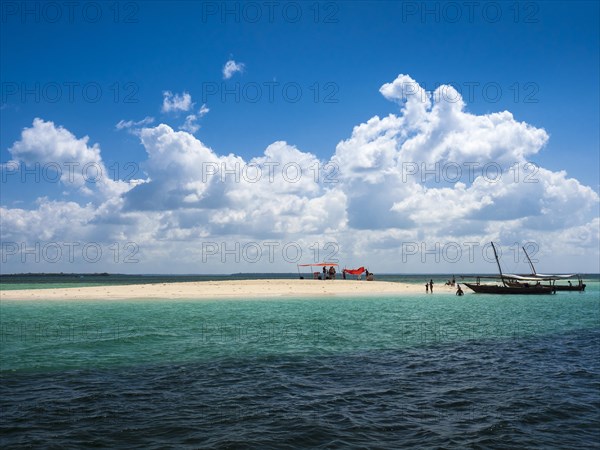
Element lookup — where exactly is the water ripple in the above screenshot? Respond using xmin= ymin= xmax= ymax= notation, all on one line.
xmin=1 ymin=328 xmax=598 ymax=448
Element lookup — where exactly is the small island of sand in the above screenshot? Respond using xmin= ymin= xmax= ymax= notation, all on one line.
xmin=0 ymin=279 xmax=458 ymax=301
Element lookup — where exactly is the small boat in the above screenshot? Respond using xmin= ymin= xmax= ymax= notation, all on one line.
xmin=463 ymin=243 xmax=556 ymax=295
xmin=517 ymin=246 xmax=586 ymax=292
xmin=553 ymin=279 xmax=586 ymax=291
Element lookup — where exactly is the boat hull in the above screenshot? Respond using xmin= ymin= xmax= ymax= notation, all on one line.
xmin=463 ymin=282 xmax=555 ymax=295
xmin=553 ymin=284 xmax=586 ymax=291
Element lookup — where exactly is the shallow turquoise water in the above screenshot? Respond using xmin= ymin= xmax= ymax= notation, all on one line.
xmin=1 ymin=285 xmax=599 ymax=448
xmin=2 ymin=288 xmax=598 ymax=372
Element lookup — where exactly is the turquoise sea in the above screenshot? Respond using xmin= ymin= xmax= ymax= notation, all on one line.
xmin=1 ymin=275 xmax=599 ymax=448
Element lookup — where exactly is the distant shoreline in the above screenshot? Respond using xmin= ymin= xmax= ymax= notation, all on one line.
xmin=0 ymin=273 xmax=447 ymax=279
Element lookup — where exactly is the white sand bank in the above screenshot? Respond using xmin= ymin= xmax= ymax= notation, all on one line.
xmin=0 ymin=279 xmax=458 ymax=301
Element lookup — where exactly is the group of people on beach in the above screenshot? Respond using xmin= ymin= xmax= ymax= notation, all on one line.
xmin=425 ymin=279 xmax=434 ymax=293
xmin=322 ymin=266 xmax=336 ymax=280
xmin=425 ymin=277 xmax=464 ymax=296
xmin=318 ymin=266 xmax=375 ymax=281
xmin=361 ymin=270 xmax=374 ymax=281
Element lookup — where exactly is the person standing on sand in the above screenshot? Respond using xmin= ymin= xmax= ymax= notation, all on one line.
xmin=429 ymin=279 xmax=434 ymax=293
xmin=425 ymin=283 xmax=429 ymax=293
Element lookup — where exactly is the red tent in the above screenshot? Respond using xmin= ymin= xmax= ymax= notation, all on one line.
xmin=343 ymin=267 xmax=365 ymax=275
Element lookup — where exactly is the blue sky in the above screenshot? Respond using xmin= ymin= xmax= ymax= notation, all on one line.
xmin=1 ymin=1 xmax=599 ymax=274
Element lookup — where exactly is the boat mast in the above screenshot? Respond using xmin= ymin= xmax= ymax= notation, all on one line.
xmin=491 ymin=242 xmax=507 ymax=287
xmin=522 ymin=246 xmax=537 ymax=275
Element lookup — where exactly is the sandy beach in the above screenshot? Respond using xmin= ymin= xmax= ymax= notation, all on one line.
xmin=0 ymin=279 xmax=459 ymax=301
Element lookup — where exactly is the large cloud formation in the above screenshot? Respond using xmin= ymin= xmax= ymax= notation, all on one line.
xmin=1 ymin=75 xmax=598 ymax=273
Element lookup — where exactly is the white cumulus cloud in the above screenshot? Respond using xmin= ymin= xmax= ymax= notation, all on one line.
xmin=8 ymin=118 xmax=132 ymax=198
xmin=161 ymin=91 xmax=194 ymax=113
xmin=179 ymin=115 xmax=200 ymax=134
xmin=1 ymin=75 xmax=598 ymax=274
xmin=116 ymin=116 xmax=155 ymax=130
xmin=178 ymin=104 xmax=209 ymax=134
xmin=222 ymin=59 xmax=245 ymax=79
xmin=198 ymin=103 xmax=210 ymax=117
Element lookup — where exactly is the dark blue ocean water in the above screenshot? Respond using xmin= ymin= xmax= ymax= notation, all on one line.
xmin=1 ymin=279 xmax=599 ymax=448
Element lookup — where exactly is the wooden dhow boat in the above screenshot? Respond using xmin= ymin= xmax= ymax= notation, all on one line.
xmin=462 ymin=243 xmax=556 ymax=295
xmin=514 ymin=246 xmax=586 ymax=292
